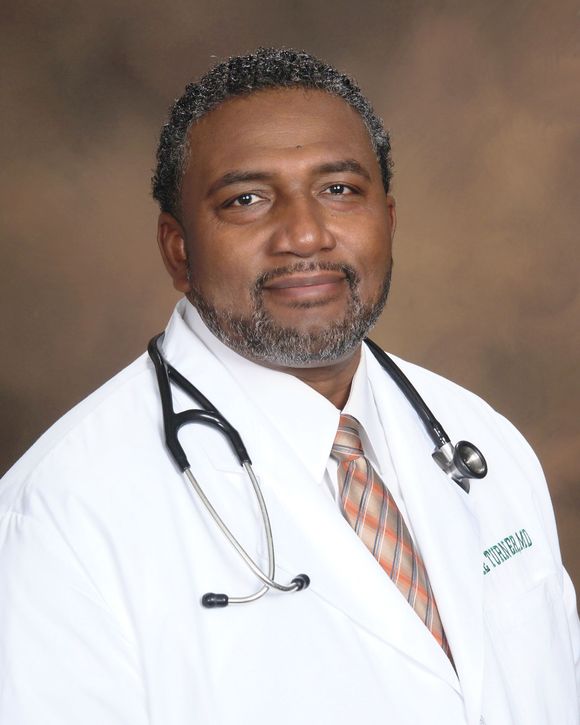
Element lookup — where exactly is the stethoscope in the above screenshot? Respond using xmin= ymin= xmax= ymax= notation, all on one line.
xmin=147 ymin=334 xmax=487 ymax=608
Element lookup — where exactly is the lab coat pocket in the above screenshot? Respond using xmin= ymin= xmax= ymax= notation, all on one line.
xmin=485 ymin=572 xmax=553 ymax=630
xmin=483 ymin=573 xmax=577 ymax=724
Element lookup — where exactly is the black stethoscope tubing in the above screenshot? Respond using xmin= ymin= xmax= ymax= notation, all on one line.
xmin=362 ymin=338 xmax=450 ymax=450
xmin=147 ymin=333 xmax=487 ymax=607
xmin=149 ymin=334 xmax=252 ymax=471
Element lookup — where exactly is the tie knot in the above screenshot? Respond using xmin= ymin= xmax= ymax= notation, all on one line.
xmin=331 ymin=414 xmax=364 ymax=463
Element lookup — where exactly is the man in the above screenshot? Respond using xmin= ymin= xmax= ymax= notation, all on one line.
xmin=0 ymin=48 xmax=578 ymax=724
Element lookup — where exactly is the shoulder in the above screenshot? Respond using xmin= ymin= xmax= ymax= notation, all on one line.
xmin=371 ymin=348 xmax=560 ymax=542
xmin=368 ymin=347 xmax=547 ymax=490
xmin=0 ymin=302 xmax=221 ymax=522
xmin=0 ymin=352 xmax=157 ymax=512
xmin=389 ymin=353 xmax=495 ymax=410
xmin=369 ymin=348 xmax=501 ymax=426
xmin=368 ymin=348 xmax=569 ymax=577
xmin=387 ymin=353 xmax=521 ymax=431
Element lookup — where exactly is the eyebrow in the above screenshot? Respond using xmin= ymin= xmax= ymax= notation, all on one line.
xmin=205 ymin=158 xmax=372 ymax=197
xmin=206 ymin=170 xmax=274 ymax=197
xmin=314 ymin=159 xmax=371 ymax=181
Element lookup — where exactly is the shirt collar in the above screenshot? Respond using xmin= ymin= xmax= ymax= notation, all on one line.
xmin=181 ymin=300 xmax=378 ymax=484
xmin=342 ymin=348 xmax=385 ymax=475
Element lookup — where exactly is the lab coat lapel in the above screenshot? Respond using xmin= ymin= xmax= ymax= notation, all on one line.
xmin=162 ymin=313 xmax=460 ymax=694
xmin=368 ymin=351 xmax=484 ymax=724
xmin=255 ymin=445 xmax=461 ymax=693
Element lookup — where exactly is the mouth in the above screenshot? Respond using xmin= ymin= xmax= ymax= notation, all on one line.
xmin=262 ymin=271 xmax=347 ymax=302
xmin=264 ymin=271 xmax=346 ymax=289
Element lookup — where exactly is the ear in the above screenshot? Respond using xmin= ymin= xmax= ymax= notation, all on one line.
xmin=385 ymin=194 xmax=397 ymax=243
xmin=157 ymin=213 xmax=191 ymax=293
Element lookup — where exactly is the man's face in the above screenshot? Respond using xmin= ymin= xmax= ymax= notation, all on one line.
xmin=159 ymin=87 xmax=396 ymax=368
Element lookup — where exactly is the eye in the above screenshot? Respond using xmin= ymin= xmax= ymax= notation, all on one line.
xmin=324 ymin=184 xmax=355 ymax=196
xmin=227 ymin=192 xmax=262 ymax=207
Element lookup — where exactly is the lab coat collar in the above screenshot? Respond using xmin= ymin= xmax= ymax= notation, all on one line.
xmin=160 ymin=303 xmax=471 ymax=709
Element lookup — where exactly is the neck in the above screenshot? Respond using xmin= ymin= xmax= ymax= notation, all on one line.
xmin=265 ymin=347 xmax=361 ymax=409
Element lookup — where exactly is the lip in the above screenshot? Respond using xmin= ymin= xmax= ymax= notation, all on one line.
xmin=263 ymin=272 xmax=346 ymax=290
xmin=262 ymin=271 xmax=347 ymax=303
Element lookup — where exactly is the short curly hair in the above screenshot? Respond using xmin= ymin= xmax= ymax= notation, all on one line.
xmin=152 ymin=47 xmax=393 ymax=218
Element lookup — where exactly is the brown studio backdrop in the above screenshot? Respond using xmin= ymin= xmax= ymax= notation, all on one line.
xmin=2 ymin=0 xmax=579 ymax=591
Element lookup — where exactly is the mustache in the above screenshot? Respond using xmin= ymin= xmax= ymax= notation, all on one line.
xmin=254 ymin=261 xmax=360 ymax=291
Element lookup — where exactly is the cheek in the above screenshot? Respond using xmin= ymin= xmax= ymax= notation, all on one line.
xmin=357 ymin=246 xmax=392 ymax=302
xmin=187 ymin=242 xmax=259 ymax=306
xmin=355 ymin=227 xmax=392 ymax=279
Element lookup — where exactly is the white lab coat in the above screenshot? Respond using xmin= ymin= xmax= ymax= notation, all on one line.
xmin=1 ymin=300 xmax=579 ymax=725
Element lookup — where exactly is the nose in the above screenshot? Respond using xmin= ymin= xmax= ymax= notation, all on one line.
xmin=268 ymin=194 xmax=336 ymax=257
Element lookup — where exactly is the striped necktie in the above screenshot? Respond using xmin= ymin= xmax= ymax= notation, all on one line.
xmin=332 ymin=414 xmax=452 ymax=658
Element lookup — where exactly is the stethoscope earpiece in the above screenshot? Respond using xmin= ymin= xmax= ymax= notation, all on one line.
xmin=202 ymin=592 xmax=229 ymax=608
xmin=201 ymin=575 xmax=310 ymax=608
xmin=291 ymin=574 xmax=311 ymax=591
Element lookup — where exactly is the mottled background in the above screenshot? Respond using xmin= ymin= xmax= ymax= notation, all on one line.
xmin=1 ymin=0 xmax=579 ymax=591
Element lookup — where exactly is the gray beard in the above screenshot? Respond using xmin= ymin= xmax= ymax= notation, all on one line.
xmin=188 ymin=261 xmax=391 ymax=367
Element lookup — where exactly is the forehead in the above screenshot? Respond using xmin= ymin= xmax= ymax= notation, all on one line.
xmin=183 ymin=88 xmax=380 ymax=186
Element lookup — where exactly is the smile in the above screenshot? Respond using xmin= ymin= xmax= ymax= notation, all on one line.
xmin=262 ymin=272 xmax=347 ymax=301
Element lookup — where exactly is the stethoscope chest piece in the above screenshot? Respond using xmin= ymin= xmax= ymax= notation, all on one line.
xmin=432 ymin=441 xmax=488 ymax=493
xmin=364 ymin=338 xmax=488 ymax=494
